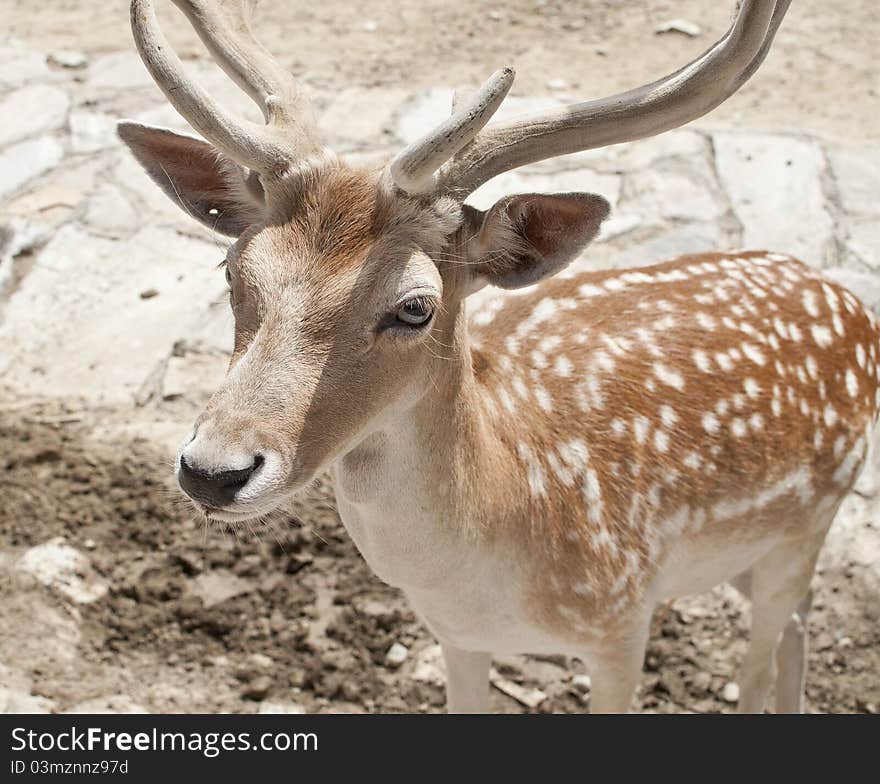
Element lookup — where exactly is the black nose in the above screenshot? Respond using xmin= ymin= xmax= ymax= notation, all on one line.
xmin=178 ymin=454 xmax=263 ymax=508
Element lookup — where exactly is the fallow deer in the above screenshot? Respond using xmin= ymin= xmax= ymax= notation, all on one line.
xmin=119 ymin=0 xmax=880 ymax=713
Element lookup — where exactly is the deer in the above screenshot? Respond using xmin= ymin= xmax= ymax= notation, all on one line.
xmin=118 ymin=0 xmax=880 ymax=713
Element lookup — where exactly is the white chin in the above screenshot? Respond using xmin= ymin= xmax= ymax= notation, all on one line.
xmin=201 ymin=502 xmax=280 ymax=524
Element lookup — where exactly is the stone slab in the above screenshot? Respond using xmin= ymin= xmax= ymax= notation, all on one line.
xmin=0 ymin=136 xmax=65 ymax=201
xmin=0 ymin=85 xmax=70 ymax=147
xmin=714 ymin=132 xmax=834 ymax=267
xmin=0 ymin=224 xmax=227 ymax=404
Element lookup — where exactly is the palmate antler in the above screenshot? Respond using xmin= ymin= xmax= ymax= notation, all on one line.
xmin=128 ymin=0 xmax=791 ymax=194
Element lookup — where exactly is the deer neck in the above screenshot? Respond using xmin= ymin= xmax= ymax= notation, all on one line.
xmin=331 ymin=300 xmax=525 ymax=585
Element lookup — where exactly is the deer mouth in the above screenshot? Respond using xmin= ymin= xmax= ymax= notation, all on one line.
xmin=197 ymin=499 xmax=284 ymax=525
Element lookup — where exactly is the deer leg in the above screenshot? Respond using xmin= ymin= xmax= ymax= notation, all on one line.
xmin=774 ymin=589 xmax=813 ymax=714
xmin=588 ymin=617 xmax=651 ymax=714
xmin=737 ymin=539 xmax=822 ymax=714
xmin=441 ymin=643 xmax=492 ymax=714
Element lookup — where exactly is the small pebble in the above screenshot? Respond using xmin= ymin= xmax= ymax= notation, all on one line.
xmin=241 ymin=675 xmax=272 ymax=701
xmin=721 ymin=682 xmax=740 ymax=703
xmin=571 ymin=674 xmax=591 ymax=693
xmin=139 ymin=288 xmax=159 ymax=299
xmin=48 ymin=50 xmax=88 ymax=68
xmin=546 ymin=78 xmax=568 ymax=91
xmin=654 ymin=19 xmax=702 ymax=37
xmin=385 ymin=642 xmax=409 ymax=668
xmin=250 ymin=653 xmax=273 ymax=669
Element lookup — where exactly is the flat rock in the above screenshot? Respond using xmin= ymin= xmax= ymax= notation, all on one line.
xmin=826 ymin=144 xmax=880 ymax=217
xmin=0 ymin=42 xmax=51 ymax=88
xmin=714 ymin=133 xmax=834 ymax=267
xmin=623 ymin=166 xmax=726 ymax=223
xmin=318 ymin=87 xmax=408 ymax=151
xmin=188 ymin=571 xmax=255 ymax=608
xmin=590 ymin=130 xmax=707 ymax=174
xmin=4 ymin=156 xmax=101 ymax=220
xmin=70 ymin=110 xmax=119 ymax=153
xmin=0 ymin=136 xmax=65 ymax=201
xmin=48 ymin=50 xmax=88 ymax=69
xmin=0 ymin=85 xmax=70 ymax=147
xmin=83 ymin=183 xmax=139 ymax=236
xmin=0 ymin=224 xmax=226 ymax=405
xmin=0 ymin=687 xmax=56 ymax=714
xmin=86 ymin=51 xmax=155 ymax=90
xmin=598 ymin=221 xmax=730 ymax=271
xmin=842 ymin=218 xmax=880 ymax=271
xmin=490 ymin=668 xmax=547 ymax=709
xmin=17 ymin=537 xmax=108 ymax=604
xmin=410 ymin=644 xmax=445 ymax=686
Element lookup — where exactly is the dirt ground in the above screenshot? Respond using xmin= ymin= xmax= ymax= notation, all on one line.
xmin=2 ymin=0 xmax=877 ymax=143
xmin=2 ymin=414 xmax=878 ymax=714
xmin=1 ymin=1 xmax=878 ymax=714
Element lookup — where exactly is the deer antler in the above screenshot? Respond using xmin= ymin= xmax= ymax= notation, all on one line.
xmin=388 ymin=67 xmax=516 ymax=194
xmin=130 ymin=0 xmax=320 ymax=175
xmin=388 ymin=0 xmax=791 ymax=197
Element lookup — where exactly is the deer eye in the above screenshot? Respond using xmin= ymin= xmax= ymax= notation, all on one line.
xmin=396 ymin=297 xmax=434 ymax=327
xmin=224 ymin=265 xmax=232 ymax=286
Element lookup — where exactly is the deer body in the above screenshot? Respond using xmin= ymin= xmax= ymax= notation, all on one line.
xmin=331 ymin=248 xmax=880 ymax=711
xmin=118 ymin=0 xmax=875 ymax=711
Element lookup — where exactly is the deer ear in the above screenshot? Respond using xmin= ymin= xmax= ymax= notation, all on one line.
xmin=117 ymin=121 xmax=265 ymax=237
xmin=465 ymin=193 xmax=610 ymax=289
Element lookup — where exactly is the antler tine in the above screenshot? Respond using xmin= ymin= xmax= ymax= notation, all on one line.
xmin=171 ymin=1 xmax=319 ymax=142
xmin=437 ymin=0 xmax=789 ymax=196
xmin=729 ymin=0 xmax=792 ymax=92
xmin=388 ymin=68 xmax=516 ymax=195
xmin=130 ymin=0 xmax=319 ymax=175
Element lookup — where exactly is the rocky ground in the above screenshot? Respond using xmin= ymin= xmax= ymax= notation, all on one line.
xmin=1 ymin=2 xmax=878 ymax=713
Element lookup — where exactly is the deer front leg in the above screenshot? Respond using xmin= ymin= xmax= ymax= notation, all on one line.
xmin=441 ymin=643 xmax=492 ymax=714
xmin=774 ymin=590 xmax=813 ymax=714
xmin=588 ymin=619 xmax=651 ymax=714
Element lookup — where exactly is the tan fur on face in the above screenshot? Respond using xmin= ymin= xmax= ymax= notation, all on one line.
xmin=199 ymin=157 xmax=464 ymax=491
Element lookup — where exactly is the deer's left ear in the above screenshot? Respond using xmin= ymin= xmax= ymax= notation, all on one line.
xmin=117 ymin=121 xmax=266 ymax=237
xmin=464 ymin=193 xmax=610 ymax=289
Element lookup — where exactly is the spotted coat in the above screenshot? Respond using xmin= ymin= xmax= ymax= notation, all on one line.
xmin=469 ymin=251 xmax=880 ymax=639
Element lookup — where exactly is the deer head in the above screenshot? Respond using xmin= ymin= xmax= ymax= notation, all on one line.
xmin=119 ymin=0 xmax=791 ymax=521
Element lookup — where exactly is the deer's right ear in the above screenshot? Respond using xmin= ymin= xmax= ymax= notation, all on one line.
xmin=461 ymin=192 xmax=610 ymax=291
xmin=117 ymin=121 xmax=265 ymax=237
